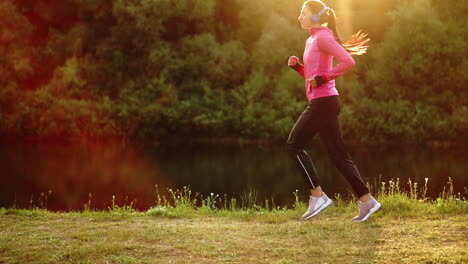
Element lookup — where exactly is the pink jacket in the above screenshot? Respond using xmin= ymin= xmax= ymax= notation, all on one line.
xmin=293 ymin=26 xmax=355 ymax=101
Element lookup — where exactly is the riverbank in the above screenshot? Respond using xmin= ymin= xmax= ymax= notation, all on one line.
xmin=1 ymin=134 xmax=467 ymax=149
xmin=1 ymin=190 xmax=467 ymax=264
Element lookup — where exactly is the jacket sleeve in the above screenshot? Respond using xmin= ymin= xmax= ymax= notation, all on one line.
xmin=317 ymin=32 xmax=355 ymax=80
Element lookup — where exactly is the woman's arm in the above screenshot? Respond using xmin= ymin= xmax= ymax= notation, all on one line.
xmin=288 ymin=56 xmax=305 ymax=78
xmin=317 ymin=32 xmax=355 ymax=80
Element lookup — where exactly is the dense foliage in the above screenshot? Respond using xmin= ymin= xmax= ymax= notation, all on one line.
xmin=1 ymin=0 xmax=466 ymax=143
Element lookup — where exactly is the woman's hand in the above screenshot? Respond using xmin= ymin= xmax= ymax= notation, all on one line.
xmin=308 ymin=76 xmax=327 ymax=89
xmin=288 ymin=56 xmax=301 ymax=67
xmin=308 ymin=77 xmax=317 ymax=88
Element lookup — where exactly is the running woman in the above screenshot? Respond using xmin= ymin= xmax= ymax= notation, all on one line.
xmin=287 ymin=0 xmax=380 ymax=222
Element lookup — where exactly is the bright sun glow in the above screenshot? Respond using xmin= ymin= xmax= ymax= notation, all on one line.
xmin=336 ymin=0 xmax=353 ymax=38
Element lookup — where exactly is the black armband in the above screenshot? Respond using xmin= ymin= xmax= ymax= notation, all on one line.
xmin=314 ymin=76 xmax=327 ymax=87
xmin=289 ymin=63 xmax=301 ymax=71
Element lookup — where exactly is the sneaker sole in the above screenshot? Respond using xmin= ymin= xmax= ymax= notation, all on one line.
xmin=302 ymin=199 xmax=333 ymax=221
xmin=353 ymin=202 xmax=381 ymax=222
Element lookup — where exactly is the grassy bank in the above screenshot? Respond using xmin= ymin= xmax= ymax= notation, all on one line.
xmin=1 ymin=181 xmax=467 ymax=264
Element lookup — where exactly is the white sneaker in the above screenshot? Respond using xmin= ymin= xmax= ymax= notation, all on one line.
xmin=301 ymin=193 xmax=332 ymax=220
xmin=352 ymin=197 xmax=381 ymax=222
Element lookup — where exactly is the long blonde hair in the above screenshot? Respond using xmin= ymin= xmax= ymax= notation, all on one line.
xmin=304 ymin=0 xmax=369 ymax=55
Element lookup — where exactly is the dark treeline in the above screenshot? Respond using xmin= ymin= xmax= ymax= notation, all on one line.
xmin=1 ymin=0 xmax=466 ymax=144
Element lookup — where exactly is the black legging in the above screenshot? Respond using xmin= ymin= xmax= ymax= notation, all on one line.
xmin=286 ymin=95 xmax=369 ymax=198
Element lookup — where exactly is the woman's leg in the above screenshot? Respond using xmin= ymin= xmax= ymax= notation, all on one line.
xmin=318 ymin=96 xmax=370 ymax=199
xmin=286 ymin=104 xmax=321 ymax=195
xmin=287 ymin=100 xmax=335 ymax=220
xmin=319 ymin=97 xmax=381 ymax=221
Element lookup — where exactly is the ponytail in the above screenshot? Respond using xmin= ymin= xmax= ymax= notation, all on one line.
xmin=326 ymin=9 xmax=343 ymax=44
xmin=327 ymin=8 xmax=369 ymax=55
xmin=305 ymin=0 xmax=370 ymax=55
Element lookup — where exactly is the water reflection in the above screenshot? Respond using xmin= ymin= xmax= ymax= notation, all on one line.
xmin=1 ymin=140 xmax=466 ymax=211
xmin=1 ymin=141 xmax=163 ymax=211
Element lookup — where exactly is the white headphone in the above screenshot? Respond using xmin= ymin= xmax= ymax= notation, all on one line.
xmin=310 ymin=2 xmax=330 ymax=23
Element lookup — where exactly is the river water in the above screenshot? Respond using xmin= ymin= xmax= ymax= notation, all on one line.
xmin=1 ymin=140 xmax=466 ymax=211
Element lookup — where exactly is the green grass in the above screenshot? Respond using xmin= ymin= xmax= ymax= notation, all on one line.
xmin=0 ymin=179 xmax=467 ymax=264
